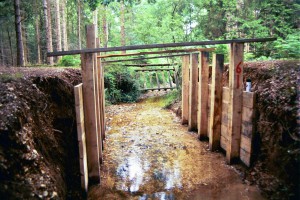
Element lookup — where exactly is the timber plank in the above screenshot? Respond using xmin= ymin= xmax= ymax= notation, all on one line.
xmin=181 ymin=55 xmax=190 ymax=125
xmin=209 ymin=54 xmax=224 ymax=151
xmin=74 ymin=83 xmax=88 ymax=192
xmin=198 ymin=51 xmax=209 ymax=139
xmin=188 ymin=53 xmax=199 ymax=131
xmin=226 ymin=42 xmax=244 ymax=164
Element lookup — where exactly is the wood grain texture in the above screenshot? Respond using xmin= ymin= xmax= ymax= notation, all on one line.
xmin=209 ymin=54 xmax=224 ymax=151
xmin=74 ymin=83 xmax=88 ymax=192
xmin=81 ymin=25 xmax=101 ymax=183
xmin=181 ymin=55 xmax=190 ymax=125
xmin=226 ymin=42 xmax=244 ymax=164
xmin=188 ymin=53 xmax=199 ymax=131
xmin=198 ymin=51 xmax=209 ymax=139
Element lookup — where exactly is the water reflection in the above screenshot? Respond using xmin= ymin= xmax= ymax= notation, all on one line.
xmin=139 ymin=192 xmax=175 ymax=200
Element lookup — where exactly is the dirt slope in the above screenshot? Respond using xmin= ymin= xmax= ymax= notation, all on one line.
xmin=0 ymin=67 xmax=83 ymax=199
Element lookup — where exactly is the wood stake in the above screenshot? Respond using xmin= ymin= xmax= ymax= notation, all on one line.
xmin=95 ymin=38 xmax=103 ymax=162
xmin=181 ymin=55 xmax=190 ymax=125
xmin=155 ymin=72 xmax=160 ymax=89
xmin=81 ymin=25 xmax=101 ymax=184
xmin=209 ymin=54 xmax=224 ymax=151
xmin=227 ymin=42 xmax=244 ymax=164
xmin=74 ymin=83 xmax=88 ymax=192
xmin=188 ymin=53 xmax=199 ymax=131
xmin=198 ymin=52 xmax=210 ymax=139
xmin=168 ymin=70 xmax=172 ymax=88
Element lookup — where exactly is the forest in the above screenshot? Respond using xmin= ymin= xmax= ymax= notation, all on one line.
xmin=0 ymin=0 xmax=299 ymax=67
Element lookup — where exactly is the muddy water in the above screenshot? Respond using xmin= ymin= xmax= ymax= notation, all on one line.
xmin=88 ymin=97 xmax=265 ymax=200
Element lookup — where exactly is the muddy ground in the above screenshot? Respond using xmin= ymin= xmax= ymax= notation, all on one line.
xmin=88 ymin=97 xmax=264 ymax=200
xmin=0 ymin=60 xmax=299 ymax=199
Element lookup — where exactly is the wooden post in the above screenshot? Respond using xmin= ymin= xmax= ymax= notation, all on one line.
xmin=74 ymin=83 xmax=88 ymax=192
xmin=155 ymin=72 xmax=160 ymax=89
xmin=101 ymin=60 xmax=106 ymax=139
xmin=227 ymin=42 xmax=244 ymax=164
xmin=188 ymin=53 xmax=199 ymax=131
xmin=168 ymin=70 xmax=173 ymax=88
xmin=96 ymin=38 xmax=105 ymax=145
xmin=181 ymin=55 xmax=190 ymax=125
xmin=143 ymin=72 xmax=147 ymax=89
xmin=95 ymin=38 xmax=103 ymax=162
xmin=174 ymin=67 xmax=179 ymax=89
xmin=81 ymin=24 xmax=101 ymax=184
xmin=209 ymin=54 xmax=224 ymax=151
xmin=149 ymin=72 xmax=153 ymax=89
xmin=198 ymin=51 xmax=210 ymax=139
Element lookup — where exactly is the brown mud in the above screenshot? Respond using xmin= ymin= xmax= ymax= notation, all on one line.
xmin=88 ymin=96 xmax=264 ymax=200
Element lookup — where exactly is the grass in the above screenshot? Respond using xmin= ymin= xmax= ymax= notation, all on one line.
xmin=0 ymin=72 xmax=24 ymax=82
xmin=144 ymin=89 xmax=180 ymax=108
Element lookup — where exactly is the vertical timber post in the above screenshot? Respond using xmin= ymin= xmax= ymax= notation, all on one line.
xmin=156 ymin=72 xmax=160 ymax=90
xmin=188 ymin=53 xmax=199 ymax=131
xmin=74 ymin=84 xmax=88 ymax=192
xmin=94 ymin=38 xmax=103 ymax=162
xmin=181 ymin=55 xmax=190 ymax=125
xmin=81 ymin=24 xmax=100 ymax=184
xmin=198 ymin=51 xmax=210 ymax=139
xmin=209 ymin=54 xmax=224 ymax=151
xmin=96 ymin=38 xmax=105 ymax=144
xmin=101 ymin=58 xmax=106 ymax=139
xmin=168 ymin=70 xmax=173 ymax=88
xmin=227 ymin=42 xmax=244 ymax=164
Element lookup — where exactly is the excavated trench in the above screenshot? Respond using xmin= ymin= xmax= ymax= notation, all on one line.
xmin=0 ymin=60 xmax=298 ymax=200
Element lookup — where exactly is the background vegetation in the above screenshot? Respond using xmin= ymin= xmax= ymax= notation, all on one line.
xmin=0 ymin=0 xmax=299 ymax=103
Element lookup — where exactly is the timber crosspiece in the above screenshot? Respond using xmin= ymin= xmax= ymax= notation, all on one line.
xmin=47 ymin=25 xmax=275 ymax=190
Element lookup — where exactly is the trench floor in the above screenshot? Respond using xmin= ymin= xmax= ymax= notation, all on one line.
xmin=88 ymin=96 xmax=264 ymax=200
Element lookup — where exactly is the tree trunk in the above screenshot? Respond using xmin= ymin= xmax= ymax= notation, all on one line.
xmin=7 ymin=29 xmax=14 ymax=66
xmin=43 ymin=0 xmax=54 ymax=65
xmin=0 ymin=31 xmax=5 ymax=66
xmin=77 ymin=0 xmax=81 ymax=49
xmin=55 ymin=0 xmax=62 ymax=61
xmin=61 ymin=0 xmax=68 ymax=51
xmin=35 ymin=15 xmax=42 ymax=64
xmin=102 ymin=5 xmax=108 ymax=48
xmin=22 ymin=25 xmax=29 ymax=65
xmin=14 ymin=0 xmax=24 ymax=67
xmin=120 ymin=0 xmax=126 ymax=53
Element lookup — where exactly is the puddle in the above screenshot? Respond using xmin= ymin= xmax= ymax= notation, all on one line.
xmin=88 ymin=97 xmax=265 ymax=200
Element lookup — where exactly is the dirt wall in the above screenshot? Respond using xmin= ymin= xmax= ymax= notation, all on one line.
xmin=0 ymin=68 xmax=83 ymax=199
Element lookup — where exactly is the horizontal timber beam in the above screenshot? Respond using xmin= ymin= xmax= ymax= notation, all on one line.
xmin=134 ymin=68 xmax=175 ymax=72
xmin=98 ymin=48 xmax=215 ymax=58
xmin=125 ymin=63 xmax=175 ymax=67
xmin=47 ymin=38 xmax=276 ymax=57
xmin=140 ymin=87 xmax=176 ymax=91
xmin=102 ymin=53 xmax=190 ymax=63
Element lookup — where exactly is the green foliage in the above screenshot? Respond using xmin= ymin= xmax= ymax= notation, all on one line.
xmin=104 ymin=67 xmax=140 ymax=104
xmin=160 ymin=89 xmax=180 ymax=109
xmin=272 ymin=33 xmax=300 ymax=59
xmin=59 ymin=55 xmax=81 ymax=67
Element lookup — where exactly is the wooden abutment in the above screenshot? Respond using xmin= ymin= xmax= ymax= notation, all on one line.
xmin=47 ymin=25 xmax=275 ymax=191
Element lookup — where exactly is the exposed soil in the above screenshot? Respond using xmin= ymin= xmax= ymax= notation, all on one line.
xmin=0 ymin=67 xmax=83 ymax=199
xmin=88 ymin=97 xmax=264 ymax=200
